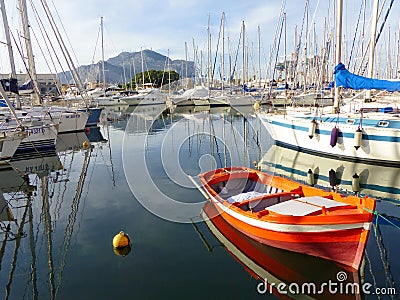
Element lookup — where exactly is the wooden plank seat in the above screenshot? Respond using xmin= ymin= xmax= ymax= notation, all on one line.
xmin=265 ymin=196 xmax=353 ymax=216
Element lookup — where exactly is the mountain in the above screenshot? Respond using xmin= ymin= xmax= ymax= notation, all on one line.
xmin=62 ymin=49 xmax=194 ymax=84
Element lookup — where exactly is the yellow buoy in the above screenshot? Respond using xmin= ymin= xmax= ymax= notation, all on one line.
xmin=113 ymin=231 xmax=130 ymax=248
xmin=83 ymin=140 xmax=90 ymax=148
xmin=253 ymin=102 xmax=260 ymax=111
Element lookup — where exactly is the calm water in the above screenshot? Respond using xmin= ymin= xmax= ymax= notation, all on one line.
xmin=0 ymin=104 xmax=399 ymax=299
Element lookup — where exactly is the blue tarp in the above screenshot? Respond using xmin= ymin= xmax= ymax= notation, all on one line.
xmin=334 ymin=63 xmax=400 ymax=91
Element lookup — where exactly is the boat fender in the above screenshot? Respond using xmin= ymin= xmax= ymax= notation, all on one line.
xmin=83 ymin=140 xmax=90 ymax=148
xmin=330 ymin=127 xmax=339 ymax=147
xmin=354 ymin=128 xmax=363 ymax=150
xmin=308 ymin=119 xmax=317 ymax=139
xmin=328 ymin=169 xmax=337 ymax=188
xmin=352 ymin=173 xmax=360 ymax=193
xmin=113 ymin=231 xmax=130 ymax=248
xmin=307 ymin=169 xmax=315 ymax=186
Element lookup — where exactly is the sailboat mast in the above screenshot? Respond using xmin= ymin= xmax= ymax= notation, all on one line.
xmin=365 ymin=0 xmax=379 ymax=100
xmin=221 ymin=12 xmax=225 ymax=94
xmin=100 ymin=17 xmax=106 ymax=92
xmin=0 ymin=0 xmax=21 ymax=109
xmin=258 ymin=25 xmax=261 ymax=88
xmin=333 ymin=0 xmax=343 ymax=111
xmin=18 ymin=0 xmax=40 ymax=105
xmin=208 ymin=15 xmax=212 ymax=91
xmin=242 ymin=20 xmax=245 ymax=88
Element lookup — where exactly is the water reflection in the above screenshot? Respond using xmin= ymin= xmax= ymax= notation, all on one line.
xmin=122 ymin=104 xmax=268 ymax=223
xmin=259 ymin=144 xmax=400 ymax=201
xmin=201 ymin=201 xmax=362 ymax=299
xmin=0 ymin=126 xmax=106 ymax=300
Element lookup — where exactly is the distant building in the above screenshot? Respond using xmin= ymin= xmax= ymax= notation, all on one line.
xmin=0 ymin=73 xmax=61 ymax=95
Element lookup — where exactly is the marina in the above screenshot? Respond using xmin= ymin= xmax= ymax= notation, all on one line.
xmin=0 ymin=105 xmax=398 ymax=299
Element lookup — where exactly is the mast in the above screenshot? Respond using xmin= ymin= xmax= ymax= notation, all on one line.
xmin=0 ymin=0 xmax=21 ymax=109
xmin=208 ymin=15 xmax=212 ymax=92
xmin=304 ymin=0 xmax=309 ymax=93
xmin=18 ymin=0 xmax=41 ymax=105
xmin=365 ymin=0 xmax=379 ymax=100
xmin=333 ymin=0 xmax=343 ymax=111
xmin=221 ymin=12 xmax=225 ymax=94
xmin=284 ymin=12 xmax=287 ymax=95
xmin=258 ymin=25 xmax=261 ymax=88
xmin=242 ymin=20 xmax=245 ymax=88
xmin=100 ymin=17 xmax=106 ymax=93
xmin=141 ymin=48 xmax=145 ymax=89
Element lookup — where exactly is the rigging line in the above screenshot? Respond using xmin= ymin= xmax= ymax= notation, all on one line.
xmin=271 ymin=16 xmax=285 ymax=85
xmin=27 ymin=0 xmax=63 ymax=91
xmin=357 ymin=0 xmax=389 ymax=75
xmin=347 ymin=0 xmax=364 ymax=70
xmin=267 ymin=0 xmax=286 ymax=79
xmin=9 ymin=32 xmax=41 ymax=99
xmin=50 ymin=0 xmax=81 ymax=68
xmin=230 ymin=30 xmax=241 ymax=82
xmin=293 ymin=0 xmax=308 ymax=74
xmin=39 ymin=0 xmax=87 ymax=96
xmin=211 ymin=15 xmax=223 ymax=83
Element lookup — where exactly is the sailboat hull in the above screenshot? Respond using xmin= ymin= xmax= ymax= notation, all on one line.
xmin=258 ymin=113 xmax=400 ymax=166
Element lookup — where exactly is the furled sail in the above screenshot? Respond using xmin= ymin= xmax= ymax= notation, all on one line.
xmin=334 ymin=62 xmax=400 ymax=91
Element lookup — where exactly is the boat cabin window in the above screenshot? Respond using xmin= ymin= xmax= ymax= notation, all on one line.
xmin=378 ymin=121 xmax=389 ymax=127
xmin=346 ymin=119 xmax=355 ymax=125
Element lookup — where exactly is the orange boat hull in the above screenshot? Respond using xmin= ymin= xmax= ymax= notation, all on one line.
xmin=199 ymin=167 xmax=375 ymax=270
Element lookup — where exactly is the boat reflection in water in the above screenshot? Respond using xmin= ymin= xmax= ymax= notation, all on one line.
xmin=259 ymin=144 xmax=400 ymax=201
xmin=0 ymin=126 xmax=105 ymax=299
xmin=201 ymin=201 xmax=362 ymax=299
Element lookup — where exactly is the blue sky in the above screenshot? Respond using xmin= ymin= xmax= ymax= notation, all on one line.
xmin=1 ymin=0 xmax=400 ymax=76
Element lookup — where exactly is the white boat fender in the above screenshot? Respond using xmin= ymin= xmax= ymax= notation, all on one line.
xmin=308 ymin=119 xmax=317 ymax=139
xmin=354 ymin=127 xmax=363 ymax=150
xmin=330 ymin=127 xmax=339 ymax=147
xmin=307 ymin=169 xmax=315 ymax=186
xmin=352 ymin=173 xmax=360 ymax=193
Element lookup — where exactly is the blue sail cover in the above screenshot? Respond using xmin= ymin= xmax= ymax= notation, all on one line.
xmin=334 ymin=62 xmax=400 ymax=91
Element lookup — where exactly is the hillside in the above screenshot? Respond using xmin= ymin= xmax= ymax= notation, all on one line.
xmin=62 ymin=49 xmax=194 ymax=84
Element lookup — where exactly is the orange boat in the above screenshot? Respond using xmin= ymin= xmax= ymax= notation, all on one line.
xmin=197 ymin=166 xmax=376 ymax=269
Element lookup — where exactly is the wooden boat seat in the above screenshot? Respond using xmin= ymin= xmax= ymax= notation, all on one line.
xmin=267 ymin=200 xmax=322 ymax=216
xmin=266 ymin=196 xmax=351 ymax=216
xmin=295 ymin=196 xmax=350 ymax=209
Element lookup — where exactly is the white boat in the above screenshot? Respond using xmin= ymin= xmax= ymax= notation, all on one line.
xmin=94 ymin=95 xmax=128 ymax=106
xmin=26 ymin=106 xmax=89 ymax=133
xmin=121 ymin=89 xmax=166 ymax=106
xmin=170 ymin=86 xmax=210 ymax=107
